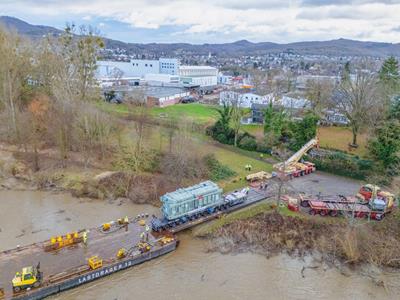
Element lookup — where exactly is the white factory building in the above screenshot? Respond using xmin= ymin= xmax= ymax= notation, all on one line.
xmin=97 ymin=59 xmax=218 ymax=88
xmin=179 ymin=66 xmax=218 ymax=87
xmin=130 ymin=58 xmax=180 ymax=77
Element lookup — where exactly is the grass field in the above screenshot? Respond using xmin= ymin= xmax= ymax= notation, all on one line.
xmin=243 ymin=123 xmax=369 ymax=157
xmin=211 ymin=144 xmax=274 ymax=191
xmin=99 ymin=102 xmax=219 ymax=126
xmin=317 ymin=127 xmax=368 ymax=157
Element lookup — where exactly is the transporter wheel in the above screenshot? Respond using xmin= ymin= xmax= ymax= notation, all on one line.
xmin=14 ymin=286 xmax=21 ymax=293
xmin=301 ymin=200 xmax=310 ymax=207
xmin=329 ymin=210 xmax=338 ymax=217
xmin=375 ymin=214 xmax=384 ymax=221
xmin=320 ymin=210 xmax=327 ymax=216
xmin=309 ymin=209 xmax=317 ymax=215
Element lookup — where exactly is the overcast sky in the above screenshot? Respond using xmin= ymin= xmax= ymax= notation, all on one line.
xmin=1 ymin=0 xmax=400 ymax=44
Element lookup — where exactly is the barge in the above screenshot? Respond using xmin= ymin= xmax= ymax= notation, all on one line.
xmin=0 ymin=216 xmax=178 ymax=300
xmin=0 ymin=184 xmax=271 ymax=300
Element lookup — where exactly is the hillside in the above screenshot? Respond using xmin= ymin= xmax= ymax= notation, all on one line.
xmin=1 ymin=15 xmax=400 ymax=57
xmin=0 ymin=16 xmax=62 ymax=37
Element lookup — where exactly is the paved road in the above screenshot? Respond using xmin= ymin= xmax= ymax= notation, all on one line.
xmin=286 ymin=171 xmax=362 ymax=196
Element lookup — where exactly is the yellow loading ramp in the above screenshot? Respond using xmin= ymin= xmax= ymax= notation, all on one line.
xmin=246 ymin=171 xmax=272 ymax=182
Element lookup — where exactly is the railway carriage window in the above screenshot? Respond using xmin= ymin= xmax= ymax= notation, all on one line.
xmin=24 ymin=274 xmax=33 ymax=280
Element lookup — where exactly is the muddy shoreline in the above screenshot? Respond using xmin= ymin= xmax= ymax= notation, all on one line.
xmin=202 ymin=210 xmax=400 ymax=287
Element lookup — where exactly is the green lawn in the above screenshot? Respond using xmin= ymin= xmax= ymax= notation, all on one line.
xmin=242 ymin=123 xmax=369 ymax=157
xmin=212 ymin=145 xmax=273 ymax=191
xmin=99 ymin=102 xmax=219 ymax=126
xmin=318 ymin=126 xmax=368 ymax=157
xmin=242 ymin=124 xmax=264 ymax=139
xmin=151 ymin=103 xmax=219 ymax=125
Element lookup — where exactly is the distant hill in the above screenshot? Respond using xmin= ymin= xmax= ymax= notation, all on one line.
xmin=0 ymin=16 xmax=62 ymax=37
xmin=1 ymin=15 xmax=400 ymax=57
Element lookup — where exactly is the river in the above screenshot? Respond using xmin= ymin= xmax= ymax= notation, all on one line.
xmin=0 ymin=190 xmax=399 ymax=300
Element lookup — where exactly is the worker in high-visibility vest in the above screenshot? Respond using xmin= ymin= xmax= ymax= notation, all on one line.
xmin=82 ymin=231 xmax=88 ymax=246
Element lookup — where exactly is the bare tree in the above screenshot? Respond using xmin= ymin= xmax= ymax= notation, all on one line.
xmin=334 ymin=62 xmax=380 ymax=146
xmin=0 ymin=27 xmax=32 ymax=144
xmin=305 ymin=78 xmax=334 ymax=116
xmin=230 ymin=94 xmax=243 ymax=147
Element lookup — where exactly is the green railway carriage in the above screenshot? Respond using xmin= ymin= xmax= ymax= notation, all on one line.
xmin=161 ymin=181 xmax=223 ymax=221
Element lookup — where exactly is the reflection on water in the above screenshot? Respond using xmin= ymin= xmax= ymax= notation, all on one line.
xmin=0 ymin=191 xmax=398 ymax=300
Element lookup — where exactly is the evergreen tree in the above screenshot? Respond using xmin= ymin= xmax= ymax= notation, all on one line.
xmin=368 ymin=119 xmax=400 ymax=170
xmin=379 ymin=56 xmax=400 ymax=88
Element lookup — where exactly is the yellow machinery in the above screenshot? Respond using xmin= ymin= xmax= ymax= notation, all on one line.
xmin=137 ymin=242 xmax=151 ymax=253
xmin=102 ymin=223 xmax=111 ymax=231
xmin=158 ymin=236 xmax=174 ymax=246
xmin=245 ymin=171 xmax=272 ymax=182
xmin=88 ymin=256 xmax=103 ymax=270
xmin=273 ymin=138 xmax=318 ymax=173
xmin=116 ymin=248 xmax=127 ymax=259
xmin=45 ymin=232 xmax=81 ymax=251
xmin=12 ymin=264 xmax=42 ymax=293
xmin=118 ymin=216 xmax=129 ymax=225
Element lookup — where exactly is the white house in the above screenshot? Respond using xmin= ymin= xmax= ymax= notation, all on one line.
xmin=273 ymin=96 xmax=311 ymax=110
xmin=219 ymin=91 xmax=274 ymax=108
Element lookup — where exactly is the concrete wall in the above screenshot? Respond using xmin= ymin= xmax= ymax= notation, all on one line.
xmin=180 ymin=76 xmax=217 ymax=87
xmin=130 ymin=59 xmax=160 ymax=77
xmin=159 ymin=58 xmax=180 ymax=75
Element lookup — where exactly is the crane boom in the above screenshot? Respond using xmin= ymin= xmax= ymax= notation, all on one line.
xmin=273 ymin=138 xmax=318 ymax=170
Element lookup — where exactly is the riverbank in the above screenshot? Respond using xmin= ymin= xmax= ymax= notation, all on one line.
xmin=200 ymin=208 xmax=400 ymax=274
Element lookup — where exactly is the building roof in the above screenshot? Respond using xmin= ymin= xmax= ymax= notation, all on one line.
xmin=251 ymin=103 xmax=269 ymax=110
xmin=108 ymin=86 xmax=188 ymax=99
xmin=275 ymin=96 xmax=311 ymax=109
xmin=179 ymin=65 xmax=218 ymax=70
xmin=161 ymin=181 xmax=221 ymax=204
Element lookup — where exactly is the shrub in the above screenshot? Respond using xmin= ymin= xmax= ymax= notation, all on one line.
xmin=309 ymin=149 xmax=376 ymax=180
xmin=238 ymin=135 xmax=257 ymax=151
xmin=204 ymin=154 xmax=237 ymax=181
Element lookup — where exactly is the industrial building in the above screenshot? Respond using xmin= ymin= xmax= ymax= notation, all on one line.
xmin=179 ymin=66 xmax=218 ymax=87
xmin=97 ymin=59 xmax=218 ymax=89
xmin=104 ymin=86 xmax=190 ymax=107
xmin=130 ymin=58 xmax=180 ymax=77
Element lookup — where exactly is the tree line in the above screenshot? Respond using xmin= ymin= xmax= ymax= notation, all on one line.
xmin=0 ymin=24 xmax=112 ymax=170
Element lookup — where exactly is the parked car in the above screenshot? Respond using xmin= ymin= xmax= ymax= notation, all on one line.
xmin=181 ymin=96 xmax=196 ymax=103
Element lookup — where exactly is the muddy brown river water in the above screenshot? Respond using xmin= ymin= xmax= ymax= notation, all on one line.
xmin=0 ymin=190 xmax=399 ymax=300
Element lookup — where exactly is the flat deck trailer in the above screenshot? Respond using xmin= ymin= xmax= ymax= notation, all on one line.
xmin=299 ymin=194 xmax=358 ymax=207
xmin=0 ymin=218 xmax=177 ymax=300
xmin=308 ymin=200 xmax=389 ymax=220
